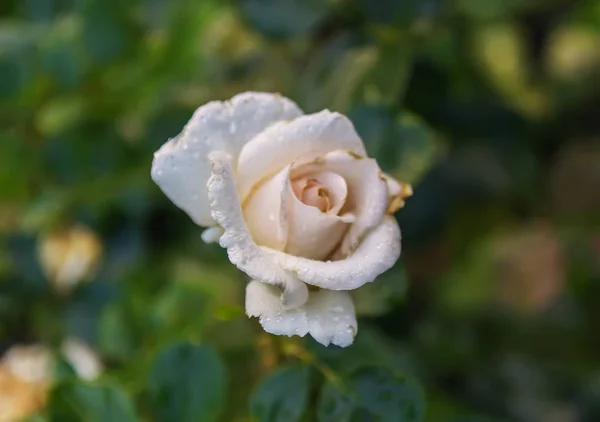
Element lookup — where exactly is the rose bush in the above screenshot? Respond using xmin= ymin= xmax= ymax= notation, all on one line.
xmin=151 ymin=92 xmax=411 ymax=347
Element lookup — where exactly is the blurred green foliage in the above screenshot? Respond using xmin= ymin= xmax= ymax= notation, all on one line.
xmin=1 ymin=0 xmax=600 ymax=421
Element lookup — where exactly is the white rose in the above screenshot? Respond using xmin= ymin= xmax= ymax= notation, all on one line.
xmin=151 ymin=92 xmax=411 ymax=347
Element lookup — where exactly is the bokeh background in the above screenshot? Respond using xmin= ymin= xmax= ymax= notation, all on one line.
xmin=1 ymin=0 xmax=600 ymax=421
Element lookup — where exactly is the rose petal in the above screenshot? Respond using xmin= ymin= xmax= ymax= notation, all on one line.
xmin=201 ymin=226 xmax=225 ymax=244
xmin=310 ymin=171 xmax=348 ymax=214
xmin=284 ymin=183 xmax=354 ymax=260
xmin=208 ymin=152 xmax=400 ymax=292
xmin=243 ymin=165 xmax=291 ymax=250
xmin=246 ymin=281 xmax=357 ymax=347
xmin=207 ymin=152 xmax=308 ymax=309
xmin=236 ymin=110 xmax=367 ymax=201
xmin=381 ymin=172 xmax=413 ymax=214
xmin=273 ymin=216 xmax=401 ymax=290
xmin=152 ymin=92 xmax=303 ymax=226
xmin=293 ymin=151 xmax=389 ymax=257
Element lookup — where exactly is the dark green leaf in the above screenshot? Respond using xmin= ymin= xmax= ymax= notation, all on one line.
xmin=80 ymin=2 xmax=130 ymax=65
xmin=98 ymin=304 xmax=137 ymax=360
xmin=250 ymin=364 xmax=310 ymax=422
xmin=23 ymin=413 xmax=49 ymax=422
xmin=0 ymin=24 xmax=37 ymax=97
xmin=349 ymin=105 xmax=438 ymax=184
xmin=240 ymin=0 xmax=330 ymax=38
xmin=48 ymin=381 xmax=138 ymax=422
xmin=148 ymin=341 xmax=226 ymax=422
xmin=317 ymin=381 xmax=354 ymax=422
xmin=318 ymin=366 xmax=425 ymax=422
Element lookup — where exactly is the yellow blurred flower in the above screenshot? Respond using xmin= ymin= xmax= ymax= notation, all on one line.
xmin=493 ymin=223 xmax=565 ymax=314
xmin=0 ymin=345 xmax=51 ymax=422
xmin=0 ymin=339 xmax=103 ymax=421
xmin=38 ymin=224 xmax=103 ymax=294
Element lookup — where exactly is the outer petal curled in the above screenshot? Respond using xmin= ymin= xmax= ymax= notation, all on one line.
xmin=236 ymin=110 xmax=367 ymax=200
xmin=273 ymin=216 xmax=401 ymax=291
xmin=207 ymin=152 xmax=308 ymax=309
xmin=246 ymin=281 xmax=357 ymax=347
xmin=208 ymin=153 xmax=401 ymax=292
xmin=152 ymin=92 xmax=303 ymax=226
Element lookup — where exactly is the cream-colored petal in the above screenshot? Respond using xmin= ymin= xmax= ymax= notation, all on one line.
xmin=245 ymin=281 xmax=309 ymax=338
xmin=294 ymin=151 xmax=389 ymax=257
xmin=310 ymin=171 xmax=347 ymax=214
xmin=381 ymin=172 xmax=413 ymax=214
xmin=152 ymin=92 xmax=303 ymax=226
xmin=382 ymin=172 xmax=402 ymax=197
xmin=272 ymin=216 xmax=401 ymax=291
xmin=207 ymin=152 xmax=308 ymax=309
xmin=243 ymin=165 xmax=291 ymax=250
xmin=284 ymin=186 xmax=353 ymax=260
xmin=246 ymin=281 xmax=357 ymax=347
xmin=237 ymin=110 xmax=367 ymax=201
xmin=201 ymin=226 xmax=225 ymax=244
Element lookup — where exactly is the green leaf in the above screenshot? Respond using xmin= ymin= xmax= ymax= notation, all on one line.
xmin=352 ymin=264 xmax=407 ymax=317
xmin=47 ymin=381 xmax=138 ymax=422
xmin=349 ymin=105 xmax=438 ymax=185
xmin=250 ymin=364 xmax=311 ymax=422
xmin=98 ymin=304 xmax=137 ymax=361
xmin=318 ymin=366 xmax=425 ymax=422
xmin=357 ymin=0 xmax=430 ymax=25
xmin=240 ymin=0 xmax=330 ymax=38
xmin=148 ymin=341 xmax=226 ymax=422
xmin=317 ymin=382 xmax=354 ymax=422
xmin=80 ymin=2 xmax=130 ymax=65
xmin=392 ymin=113 xmax=439 ymax=184
xmin=19 ymin=191 xmax=67 ymax=233
xmin=0 ymin=23 xmax=37 ymax=97
xmin=23 ymin=413 xmax=49 ymax=422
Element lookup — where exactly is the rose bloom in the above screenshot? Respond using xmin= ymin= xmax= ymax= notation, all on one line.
xmin=152 ymin=92 xmax=411 ymax=347
xmin=0 ymin=340 xmax=102 ymax=421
